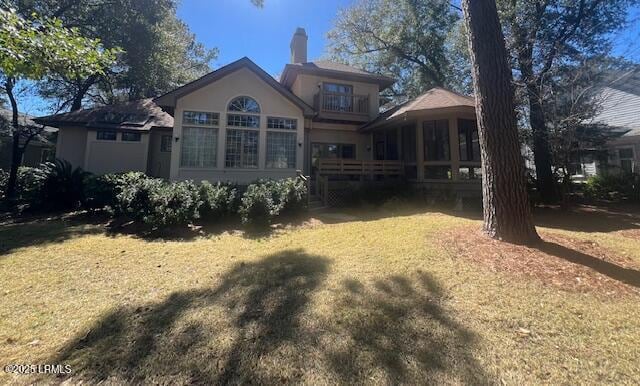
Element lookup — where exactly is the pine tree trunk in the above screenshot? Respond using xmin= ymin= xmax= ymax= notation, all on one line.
xmin=462 ymin=0 xmax=540 ymax=244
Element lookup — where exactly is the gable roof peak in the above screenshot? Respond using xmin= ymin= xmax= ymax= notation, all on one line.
xmin=154 ymin=57 xmax=314 ymax=117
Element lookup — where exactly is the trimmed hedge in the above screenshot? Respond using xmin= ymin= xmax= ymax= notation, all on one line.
xmin=2 ymin=164 xmax=308 ymax=230
xmin=199 ymin=181 xmax=238 ymax=219
xmin=239 ymin=178 xmax=307 ymax=226
xmin=83 ymin=172 xmax=149 ymax=211
xmin=584 ymin=173 xmax=640 ymax=201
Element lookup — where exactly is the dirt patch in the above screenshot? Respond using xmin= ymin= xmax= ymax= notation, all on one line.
xmin=441 ymin=227 xmax=640 ymax=297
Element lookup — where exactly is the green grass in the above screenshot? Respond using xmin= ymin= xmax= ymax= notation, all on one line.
xmin=1 ymin=206 xmax=639 ymax=384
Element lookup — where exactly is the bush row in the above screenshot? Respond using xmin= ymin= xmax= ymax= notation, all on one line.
xmin=584 ymin=173 xmax=640 ymax=201
xmin=1 ymin=161 xmax=307 ymax=228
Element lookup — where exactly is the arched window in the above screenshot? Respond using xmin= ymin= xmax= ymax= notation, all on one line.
xmin=225 ymin=96 xmax=261 ymax=168
xmin=228 ymin=96 xmax=260 ymax=113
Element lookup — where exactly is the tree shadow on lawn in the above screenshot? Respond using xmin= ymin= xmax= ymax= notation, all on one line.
xmin=538 ymin=241 xmax=640 ymax=289
xmin=48 ymin=252 xmax=488 ymax=384
xmin=324 ymin=271 xmax=488 ymax=384
xmin=533 ymin=205 xmax=640 ymax=233
xmin=0 ymin=212 xmax=104 ymax=256
xmin=439 ymin=203 xmax=640 ymax=233
xmin=103 ymin=212 xmax=316 ymax=242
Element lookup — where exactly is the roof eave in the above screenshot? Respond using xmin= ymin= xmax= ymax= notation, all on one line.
xmin=281 ymin=64 xmax=395 ymax=91
xmin=155 ymin=57 xmax=315 ymax=117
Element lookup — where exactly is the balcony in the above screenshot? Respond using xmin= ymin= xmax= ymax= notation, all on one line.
xmin=313 ymin=92 xmax=370 ymax=122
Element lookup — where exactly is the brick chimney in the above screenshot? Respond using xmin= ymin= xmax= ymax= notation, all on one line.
xmin=290 ymin=27 xmax=308 ymax=63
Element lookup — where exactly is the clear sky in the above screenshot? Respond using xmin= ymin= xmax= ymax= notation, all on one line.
xmin=15 ymin=0 xmax=640 ymax=116
xmin=176 ymin=0 xmax=353 ymax=78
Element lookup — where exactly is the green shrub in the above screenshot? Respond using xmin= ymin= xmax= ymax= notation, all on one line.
xmin=0 ymin=169 xmax=8 ymax=201
xmin=115 ymin=177 xmax=202 ymax=228
xmin=36 ymin=160 xmax=89 ymax=210
xmin=114 ymin=177 xmax=164 ymax=221
xmin=239 ymin=177 xmax=308 ymax=227
xmin=277 ymin=177 xmax=307 ymax=214
xmin=146 ymin=180 xmax=202 ymax=227
xmin=0 ymin=166 xmax=44 ymax=207
xmin=15 ymin=166 xmax=42 ymax=204
xmin=199 ymin=181 xmax=237 ymax=219
xmin=584 ymin=173 xmax=640 ymax=201
xmin=83 ymin=172 xmax=149 ymax=211
xmin=239 ymin=182 xmax=277 ymax=227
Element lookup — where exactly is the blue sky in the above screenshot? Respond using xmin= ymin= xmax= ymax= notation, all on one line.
xmin=176 ymin=0 xmax=352 ymax=77
xmin=16 ymin=0 xmax=640 ymax=116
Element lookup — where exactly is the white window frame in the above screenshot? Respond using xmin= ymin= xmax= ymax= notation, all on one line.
xmin=225 ymin=97 xmax=261 ymax=169
xmin=266 ymin=117 xmax=298 ymax=169
xmin=179 ymin=110 xmax=220 ymax=169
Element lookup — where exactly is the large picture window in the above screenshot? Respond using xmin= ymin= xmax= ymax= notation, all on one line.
xmin=225 ymin=129 xmax=259 ymax=168
xmin=180 ymin=109 xmax=219 ymax=168
xmin=423 ymin=120 xmax=450 ymax=161
xmin=458 ymin=119 xmax=480 ymax=162
xmin=180 ymin=127 xmax=218 ymax=168
xmin=266 ymin=131 xmax=296 ymax=169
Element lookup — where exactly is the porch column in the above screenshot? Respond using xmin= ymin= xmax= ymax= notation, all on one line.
xmin=416 ymin=119 xmax=424 ymax=182
xmin=449 ymin=117 xmax=460 ymax=180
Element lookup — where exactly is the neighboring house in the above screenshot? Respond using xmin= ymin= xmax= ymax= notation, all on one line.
xmin=572 ymin=69 xmax=640 ymax=179
xmin=0 ymin=108 xmax=57 ymax=169
xmin=36 ymin=28 xmax=482 ymax=204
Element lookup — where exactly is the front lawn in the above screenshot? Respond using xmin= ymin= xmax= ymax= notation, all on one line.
xmin=1 ymin=205 xmax=639 ymax=384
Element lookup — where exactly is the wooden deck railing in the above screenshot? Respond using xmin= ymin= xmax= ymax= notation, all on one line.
xmin=316 ymin=159 xmax=404 ymax=176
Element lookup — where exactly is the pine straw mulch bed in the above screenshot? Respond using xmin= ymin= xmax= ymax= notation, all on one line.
xmin=440 ymin=227 xmax=640 ymax=297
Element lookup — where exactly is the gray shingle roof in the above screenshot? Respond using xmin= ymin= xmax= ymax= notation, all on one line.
xmin=35 ymin=98 xmax=173 ymax=131
xmin=280 ymin=60 xmax=395 ymax=90
xmin=360 ymin=87 xmax=475 ymax=131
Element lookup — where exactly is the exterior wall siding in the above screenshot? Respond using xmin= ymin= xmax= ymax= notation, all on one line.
xmin=85 ymin=129 xmax=149 ymax=175
xmin=56 ymin=126 xmax=87 ymax=169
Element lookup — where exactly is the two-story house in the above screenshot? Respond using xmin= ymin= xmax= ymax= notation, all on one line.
xmin=36 ymin=28 xmax=481 ymax=205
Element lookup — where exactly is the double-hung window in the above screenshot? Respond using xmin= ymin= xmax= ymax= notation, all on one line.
xmin=225 ymin=96 xmax=260 ymax=168
xmin=266 ymin=117 xmax=297 ymax=169
xmin=180 ymin=110 xmax=219 ymax=168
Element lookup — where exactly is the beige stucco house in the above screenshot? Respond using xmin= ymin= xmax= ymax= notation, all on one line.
xmin=36 ymin=28 xmax=481 ymax=204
